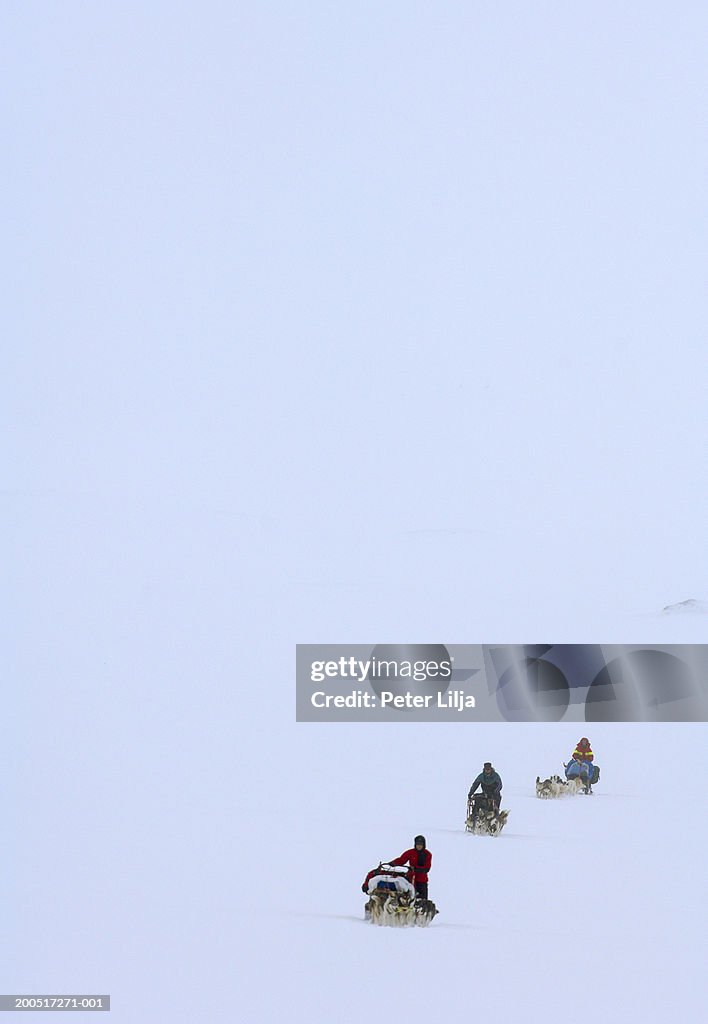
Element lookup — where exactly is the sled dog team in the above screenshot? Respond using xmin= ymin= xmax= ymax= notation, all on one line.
xmin=363 ymin=738 xmax=599 ymax=924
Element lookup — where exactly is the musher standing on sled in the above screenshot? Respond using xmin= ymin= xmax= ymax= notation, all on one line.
xmin=469 ymin=762 xmax=503 ymax=810
xmin=571 ymin=737 xmax=594 ymax=765
xmin=390 ymin=836 xmax=432 ymax=900
xmin=565 ymin=737 xmax=597 ymax=792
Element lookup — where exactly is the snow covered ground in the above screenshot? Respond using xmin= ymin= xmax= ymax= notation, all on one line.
xmin=236 ymin=722 xmax=707 ymax=1024
xmin=8 ymin=687 xmax=706 ymax=1022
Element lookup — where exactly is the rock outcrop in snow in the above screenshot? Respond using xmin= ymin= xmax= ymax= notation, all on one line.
xmin=661 ymin=599 xmax=708 ymax=614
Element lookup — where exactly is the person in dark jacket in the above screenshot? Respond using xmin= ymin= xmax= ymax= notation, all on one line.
xmin=469 ymin=762 xmax=503 ymax=810
xmin=390 ymin=836 xmax=432 ymax=900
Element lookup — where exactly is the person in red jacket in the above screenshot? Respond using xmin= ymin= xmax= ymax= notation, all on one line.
xmin=391 ymin=836 xmax=432 ymax=900
xmin=564 ymin=737 xmax=597 ymax=792
xmin=572 ymin=737 xmax=594 ymax=763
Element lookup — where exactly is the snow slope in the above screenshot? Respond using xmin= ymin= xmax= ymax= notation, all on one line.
xmin=239 ymin=723 xmax=706 ymax=1024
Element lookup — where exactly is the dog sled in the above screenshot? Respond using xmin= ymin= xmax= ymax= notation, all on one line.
xmin=536 ymin=764 xmax=600 ymax=798
xmin=363 ymin=864 xmax=438 ymax=927
xmin=465 ymin=794 xmax=510 ymax=836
